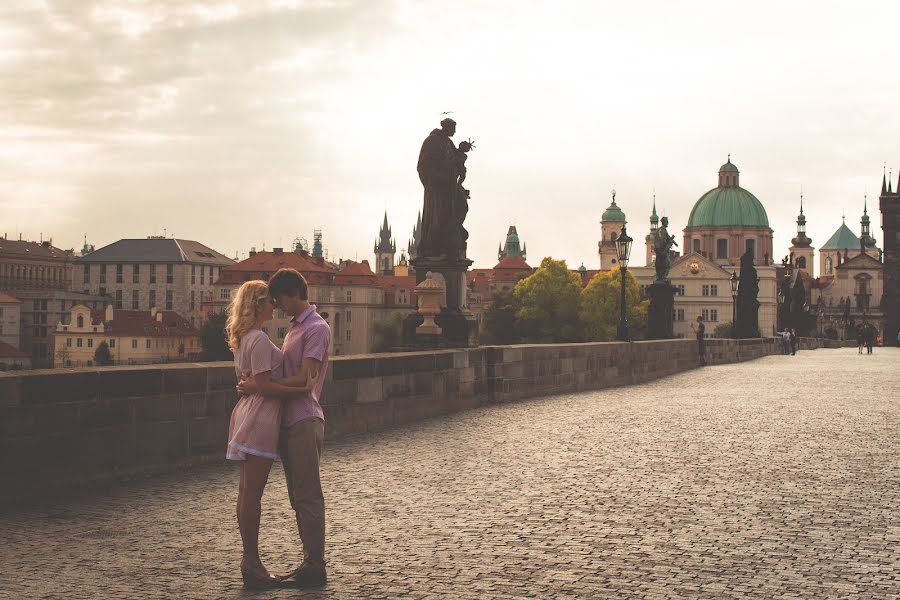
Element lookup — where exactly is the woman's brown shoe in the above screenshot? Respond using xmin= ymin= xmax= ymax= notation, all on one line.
xmin=240 ymin=560 xmax=276 ymax=590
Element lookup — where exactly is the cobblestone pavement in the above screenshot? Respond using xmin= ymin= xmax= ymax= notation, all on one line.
xmin=2 ymin=348 xmax=899 ymax=599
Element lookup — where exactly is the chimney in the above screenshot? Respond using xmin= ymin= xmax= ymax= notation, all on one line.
xmin=42 ymin=241 xmax=50 ymax=248
xmin=105 ymin=304 xmax=114 ymax=322
xmin=249 ymin=250 xmax=257 ymax=257
xmin=274 ymin=247 xmax=283 ymax=255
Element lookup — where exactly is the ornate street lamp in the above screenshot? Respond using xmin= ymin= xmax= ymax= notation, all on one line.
xmin=730 ymin=271 xmax=739 ymax=338
xmin=615 ymin=225 xmax=633 ymax=341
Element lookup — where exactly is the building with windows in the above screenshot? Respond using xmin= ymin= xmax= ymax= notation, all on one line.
xmin=50 ymin=304 xmax=200 ymax=368
xmin=73 ymin=237 xmax=233 ymax=327
xmin=683 ymin=158 xmax=774 ymax=267
xmin=0 ymin=292 xmax=29 ymax=369
xmin=0 ymin=236 xmax=75 ymax=291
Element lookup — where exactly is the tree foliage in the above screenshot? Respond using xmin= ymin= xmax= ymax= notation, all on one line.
xmin=578 ymin=268 xmax=648 ymax=341
xmin=93 ymin=340 xmax=114 ymax=366
xmin=372 ymin=311 xmax=405 ymax=352
xmin=513 ymin=257 xmax=583 ymax=343
xmin=199 ymin=311 xmax=232 ymax=361
xmin=481 ymin=289 xmax=521 ymax=345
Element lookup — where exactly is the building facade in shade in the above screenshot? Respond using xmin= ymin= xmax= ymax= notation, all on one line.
xmin=881 ymin=170 xmax=900 ymax=345
xmin=598 ymin=193 xmax=626 ymax=270
xmin=50 ymin=304 xmax=200 ymax=368
xmin=0 ymin=237 xmax=75 ymax=291
xmin=631 ymin=253 xmax=778 ymax=338
xmin=0 ymin=292 xmax=22 ymax=349
xmin=73 ymin=237 xmax=233 ymax=327
xmin=203 ymin=248 xmax=416 ymax=356
xmin=683 ymin=158 xmax=774 ymax=267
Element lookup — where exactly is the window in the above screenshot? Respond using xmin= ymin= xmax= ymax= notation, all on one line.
xmin=220 ymin=288 xmax=231 ymax=300
xmin=345 ymin=329 xmax=352 ymax=341
xmin=133 ymin=264 xmax=140 ymax=283
xmin=132 ymin=290 xmax=139 ymax=309
xmin=346 ymin=290 xmax=352 ymax=302
xmin=76 ymin=315 xmax=84 ymax=328
xmin=692 ymin=239 xmax=701 ymax=254
xmin=99 ymin=287 xmax=106 ymax=297
xmin=165 ymin=290 xmax=173 ymax=310
xmin=88 ymin=338 xmax=93 ymax=348
xmin=716 ymin=239 xmax=728 ymax=259
xmin=797 ymin=256 xmax=806 ymax=269
xmin=825 ymin=256 xmax=833 ymax=274
xmin=346 ymin=310 xmax=352 ymax=322
xmin=702 ymin=309 xmax=710 ymax=321
xmin=66 ymin=337 xmax=72 ymax=347
xmin=76 ymin=338 xmax=83 ymax=347
xmin=99 ymin=264 xmax=106 ymax=284
xmin=676 ymin=285 xmax=685 ymax=296
xmin=146 ymin=339 xmax=151 ymax=349
xmin=201 ymin=266 xmax=205 ymax=285
xmin=150 ymin=264 xmax=156 ymax=284
xmin=166 ymin=264 xmax=173 ymax=284
xmin=109 ymin=339 xmax=115 ymax=348
xmin=191 ymin=265 xmax=196 ymax=284
xmin=132 ymin=339 xmax=138 ymax=349
xmin=116 ymin=264 xmax=123 ymax=283
xmin=702 ymin=285 xmax=710 ymax=296
xmin=745 ymin=239 xmax=755 ymax=256
xmin=710 ymin=309 xmax=718 ymax=322
xmin=83 ymin=266 xmax=90 ymax=284
xmin=277 ymin=327 xmax=287 ymax=339
xmin=149 ymin=290 xmax=156 ymax=308
xmin=262 ymin=326 xmax=269 ymax=335
xmin=190 ymin=291 xmax=195 ymax=311
xmin=115 ymin=289 xmax=123 ymax=309
xmin=710 ymin=285 xmax=718 ymax=296
xmin=677 ymin=308 xmax=685 ymax=321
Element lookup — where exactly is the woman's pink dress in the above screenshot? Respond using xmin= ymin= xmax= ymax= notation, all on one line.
xmin=227 ymin=329 xmax=284 ymax=461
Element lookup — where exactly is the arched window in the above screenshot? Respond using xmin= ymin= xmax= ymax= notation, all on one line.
xmin=692 ymin=239 xmax=701 ymax=254
xmin=825 ymin=256 xmax=833 ymax=275
xmin=797 ymin=256 xmax=806 ymax=269
xmin=716 ymin=239 xmax=728 ymax=259
xmin=76 ymin=315 xmax=84 ymax=328
xmin=382 ymin=257 xmax=389 ymax=272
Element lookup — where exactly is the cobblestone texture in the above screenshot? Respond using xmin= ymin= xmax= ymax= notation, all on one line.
xmin=1 ymin=348 xmax=898 ymax=599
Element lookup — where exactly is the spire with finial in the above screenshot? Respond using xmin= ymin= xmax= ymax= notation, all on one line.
xmin=860 ymin=192 xmax=876 ymax=248
xmin=791 ymin=188 xmax=811 ymax=248
xmin=649 ymin=191 xmax=659 ymax=229
xmin=375 ymin=211 xmax=395 ymax=253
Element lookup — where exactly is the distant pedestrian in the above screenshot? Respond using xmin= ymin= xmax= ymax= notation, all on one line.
xmin=691 ymin=315 xmax=706 ymax=366
xmin=776 ymin=329 xmax=791 ymax=355
xmin=866 ymin=326 xmax=875 ymax=355
xmin=857 ymin=329 xmax=865 ymax=354
xmin=789 ymin=328 xmax=797 ymax=355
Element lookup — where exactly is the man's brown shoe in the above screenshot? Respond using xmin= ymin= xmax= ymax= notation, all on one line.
xmin=278 ymin=560 xmax=327 ymax=588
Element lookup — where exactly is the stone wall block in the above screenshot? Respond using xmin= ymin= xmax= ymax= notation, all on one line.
xmin=76 ymin=425 xmax=136 ymax=478
xmin=206 ymin=364 xmax=238 ymax=390
xmin=321 ymin=379 xmax=357 ymax=407
xmin=382 ymin=374 xmax=412 ymax=400
xmin=80 ymin=398 xmax=134 ymax=429
xmin=188 ymin=416 xmax=230 ymax=455
xmin=373 ymin=355 xmax=410 ymax=377
xmin=331 ymin=356 xmax=376 ymax=380
xmin=21 ymin=371 xmax=99 ymax=404
xmin=133 ymin=395 xmax=181 ymax=423
xmin=451 ymin=351 xmax=468 ymax=369
xmin=356 ymin=377 xmax=385 ymax=404
xmin=206 ymin=389 xmax=236 ymax=417
xmin=0 ymin=375 xmax=21 ymax=406
xmin=180 ymin=393 xmax=208 ymax=419
xmin=135 ymin=421 xmax=186 ymax=466
xmin=96 ymin=368 xmax=163 ymax=399
xmin=1 ymin=407 xmax=35 ymax=437
xmin=162 ymin=366 xmax=209 ymax=394
xmin=32 ymin=403 xmax=81 ymax=435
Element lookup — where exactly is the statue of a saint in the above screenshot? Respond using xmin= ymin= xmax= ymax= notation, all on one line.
xmin=653 ymin=216 xmax=678 ymax=283
xmin=736 ymin=249 xmax=760 ymax=337
xmin=416 ymin=119 xmax=471 ymax=261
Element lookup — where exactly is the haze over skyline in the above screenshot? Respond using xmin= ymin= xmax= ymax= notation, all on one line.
xmin=1 ymin=0 xmax=897 ymax=276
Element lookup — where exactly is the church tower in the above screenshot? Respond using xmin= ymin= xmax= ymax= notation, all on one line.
xmin=374 ymin=212 xmax=396 ymax=275
xmin=498 ymin=226 xmax=526 ymax=260
xmin=789 ymin=193 xmax=814 ymax=274
xmin=598 ymin=190 xmax=626 ymax=270
xmin=880 ymin=167 xmax=900 ymax=346
xmin=645 ymin=195 xmax=659 ymax=266
xmin=860 ymin=195 xmax=877 ymax=250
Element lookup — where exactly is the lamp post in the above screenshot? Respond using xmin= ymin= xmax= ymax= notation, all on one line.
xmin=730 ymin=271 xmax=739 ymax=338
xmin=615 ymin=225 xmax=633 ymax=341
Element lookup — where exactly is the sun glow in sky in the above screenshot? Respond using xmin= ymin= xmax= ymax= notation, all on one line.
xmin=1 ymin=0 xmax=898 ymax=275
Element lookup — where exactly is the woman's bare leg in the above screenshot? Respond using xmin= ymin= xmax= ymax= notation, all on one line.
xmin=237 ymin=455 xmax=274 ymax=569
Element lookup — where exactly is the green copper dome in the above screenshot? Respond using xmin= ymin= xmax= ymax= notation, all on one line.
xmin=687 ymin=187 xmax=770 ymax=228
xmin=719 ymin=159 xmax=739 ymax=173
xmin=821 ymin=221 xmax=859 ymax=250
xmin=602 ymin=199 xmax=626 ymax=222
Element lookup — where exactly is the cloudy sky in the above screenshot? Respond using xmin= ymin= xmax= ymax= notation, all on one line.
xmin=1 ymin=0 xmax=897 ymax=276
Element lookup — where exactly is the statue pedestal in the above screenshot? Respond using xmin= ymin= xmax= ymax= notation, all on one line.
xmin=647 ymin=282 xmax=676 ymax=339
xmin=402 ymin=256 xmax=476 ymax=348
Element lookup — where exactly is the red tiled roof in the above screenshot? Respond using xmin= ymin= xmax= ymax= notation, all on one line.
xmin=333 ymin=260 xmax=378 ymax=285
xmin=0 ymin=341 xmax=28 ymax=358
xmin=376 ymin=274 xmax=416 ymax=289
xmin=493 ymin=256 xmax=531 ymax=270
xmin=216 ymin=250 xmax=337 ymax=286
xmin=0 ymin=292 xmax=21 ymax=304
xmin=0 ymin=238 xmax=73 ymax=261
xmin=89 ymin=309 xmax=198 ymax=337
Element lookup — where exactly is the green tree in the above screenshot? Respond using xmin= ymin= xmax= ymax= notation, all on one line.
xmin=93 ymin=340 xmax=114 ymax=366
xmin=514 ymin=257 xmax=583 ymax=343
xmin=481 ymin=289 xmax=521 ymax=345
xmin=199 ymin=311 xmax=232 ymax=361
xmin=372 ymin=311 xmax=405 ymax=352
xmin=578 ymin=269 xmax=649 ymax=341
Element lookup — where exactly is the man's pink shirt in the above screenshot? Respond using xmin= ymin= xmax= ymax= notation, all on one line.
xmin=281 ymin=304 xmax=329 ymax=427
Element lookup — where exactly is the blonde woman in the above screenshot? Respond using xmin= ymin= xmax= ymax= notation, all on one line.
xmin=225 ymin=280 xmax=317 ymax=589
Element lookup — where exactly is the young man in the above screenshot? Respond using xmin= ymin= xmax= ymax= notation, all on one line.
xmin=690 ymin=315 xmax=706 ymax=366
xmin=238 ymin=268 xmax=330 ymax=587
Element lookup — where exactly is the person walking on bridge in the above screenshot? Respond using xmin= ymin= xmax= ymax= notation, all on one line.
xmin=691 ymin=315 xmax=706 ymax=366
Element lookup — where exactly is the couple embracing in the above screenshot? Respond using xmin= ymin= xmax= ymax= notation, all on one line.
xmin=225 ymin=268 xmax=330 ymax=589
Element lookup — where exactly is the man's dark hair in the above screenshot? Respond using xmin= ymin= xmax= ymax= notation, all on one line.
xmin=268 ymin=268 xmax=308 ymax=300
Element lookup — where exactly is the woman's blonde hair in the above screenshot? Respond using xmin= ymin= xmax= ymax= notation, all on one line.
xmin=226 ymin=280 xmax=270 ymax=351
